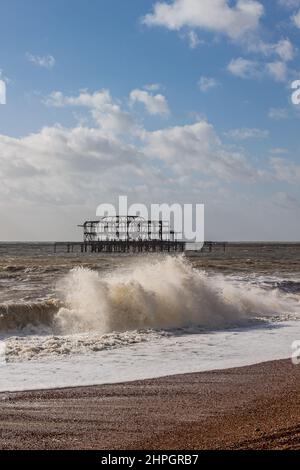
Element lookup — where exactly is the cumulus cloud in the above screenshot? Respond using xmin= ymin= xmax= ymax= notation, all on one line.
xmin=143 ymin=1 xmax=295 ymax=87
xmin=142 ymin=120 xmax=260 ymax=181
xmin=246 ymin=37 xmax=295 ymax=62
xmin=45 ymin=89 xmax=136 ymax=135
xmin=0 ymin=124 xmax=150 ymax=205
xmin=227 ymin=57 xmax=260 ymax=78
xmin=293 ymin=9 xmax=300 ymax=27
xmin=142 ymin=0 xmax=264 ymax=40
xmin=129 ymin=89 xmax=170 ymax=115
xmin=273 ymin=38 xmax=295 ymax=61
xmin=228 ymin=55 xmax=291 ymax=82
xmin=266 ymin=61 xmax=288 ymax=82
xmin=26 ymin=53 xmax=56 ymax=69
xmin=2 ymin=85 xmax=297 ymax=228
xmin=0 ymin=86 xmax=268 ymax=208
xmin=227 ymin=34 xmax=295 ymax=81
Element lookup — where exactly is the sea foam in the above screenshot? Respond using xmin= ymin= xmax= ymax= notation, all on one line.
xmin=54 ymin=255 xmax=298 ymax=334
xmin=1 ymin=255 xmax=299 ymax=337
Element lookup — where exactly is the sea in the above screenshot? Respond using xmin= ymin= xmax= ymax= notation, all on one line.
xmin=0 ymin=242 xmax=300 ymax=392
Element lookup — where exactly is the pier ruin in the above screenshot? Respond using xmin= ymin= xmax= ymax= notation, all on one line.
xmin=54 ymin=216 xmax=186 ymax=253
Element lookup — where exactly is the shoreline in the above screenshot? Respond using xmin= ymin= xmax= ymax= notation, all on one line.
xmin=3 ymin=318 xmax=299 ymax=393
xmin=1 ymin=359 xmax=299 ymax=450
xmin=0 ymin=355 xmax=293 ymax=395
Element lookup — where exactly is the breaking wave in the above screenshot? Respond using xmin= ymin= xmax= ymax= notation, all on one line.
xmin=1 ymin=256 xmax=299 ymax=337
xmin=54 ymin=256 xmax=299 ymax=334
xmin=0 ymin=300 xmax=60 ymax=332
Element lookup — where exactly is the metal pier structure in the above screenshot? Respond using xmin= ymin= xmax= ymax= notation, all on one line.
xmin=54 ymin=216 xmax=186 ymax=253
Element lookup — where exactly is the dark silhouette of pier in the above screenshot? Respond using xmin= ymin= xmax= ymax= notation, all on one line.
xmin=53 ymin=216 xmax=227 ymax=254
xmin=54 ymin=215 xmax=186 ymax=253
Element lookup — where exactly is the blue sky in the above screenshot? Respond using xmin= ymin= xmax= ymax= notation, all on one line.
xmin=0 ymin=0 xmax=300 ymax=241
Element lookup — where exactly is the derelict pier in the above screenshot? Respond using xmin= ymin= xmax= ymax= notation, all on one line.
xmin=54 ymin=216 xmax=186 ymax=253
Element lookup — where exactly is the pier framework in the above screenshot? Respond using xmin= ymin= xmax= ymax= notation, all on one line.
xmin=55 ymin=215 xmax=186 ymax=253
xmin=54 ymin=216 xmax=228 ymax=254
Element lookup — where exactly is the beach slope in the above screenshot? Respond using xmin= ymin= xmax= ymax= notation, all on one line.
xmin=0 ymin=359 xmax=299 ymax=450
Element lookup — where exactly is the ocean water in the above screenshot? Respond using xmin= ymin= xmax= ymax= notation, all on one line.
xmin=0 ymin=243 xmax=300 ymax=391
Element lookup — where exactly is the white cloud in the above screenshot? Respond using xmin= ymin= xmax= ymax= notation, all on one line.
xmin=271 ymin=157 xmax=300 ymax=183
xmin=4 ymin=85 xmax=300 ymax=240
xmin=293 ymin=9 xmax=300 ymax=27
xmin=273 ymin=38 xmax=295 ymax=61
xmin=0 ymin=87 xmax=266 ymax=208
xmin=227 ymin=57 xmax=259 ymax=78
xmin=228 ymin=58 xmax=290 ymax=82
xmin=266 ymin=61 xmax=287 ymax=82
xmin=246 ymin=38 xmax=295 ymax=62
xmin=277 ymin=1 xmax=300 ymax=32
xmin=45 ymin=89 xmax=136 ymax=135
xmin=3 ymin=85 xmax=299 ymax=237
xmin=142 ymin=120 xmax=259 ymax=181
xmin=143 ymin=0 xmax=264 ymax=40
xmin=129 ymin=89 xmax=170 ymax=115
xmin=26 ymin=53 xmax=56 ymax=69
xmin=143 ymin=1 xmax=295 ymax=87
xmin=225 ymin=128 xmax=269 ymax=140
xmin=228 ymin=36 xmax=295 ymax=81
xmin=0 ymin=123 xmax=153 ymax=206
xmin=198 ymin=76 xmax=219 ymax=92
xmin=278 ymin=0 xmax=300 ymax=9
xmin=268 ymin=107 xmax=289 ymax=120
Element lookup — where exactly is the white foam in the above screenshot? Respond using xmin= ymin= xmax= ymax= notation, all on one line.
xmin=54 ymin=255 xmax=298 ymax=334
xmin=1 ymin=320 xmax=299 ymax=392
xmin=2 ymin=256 xmax=299 ymax=363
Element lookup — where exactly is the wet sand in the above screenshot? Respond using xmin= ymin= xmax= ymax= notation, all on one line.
xmin=0 ymin=359 xmax=299 ymax=450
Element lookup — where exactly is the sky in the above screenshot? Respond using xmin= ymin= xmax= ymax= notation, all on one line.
xmin=0 ymin=0 xmax=300 ymax=241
